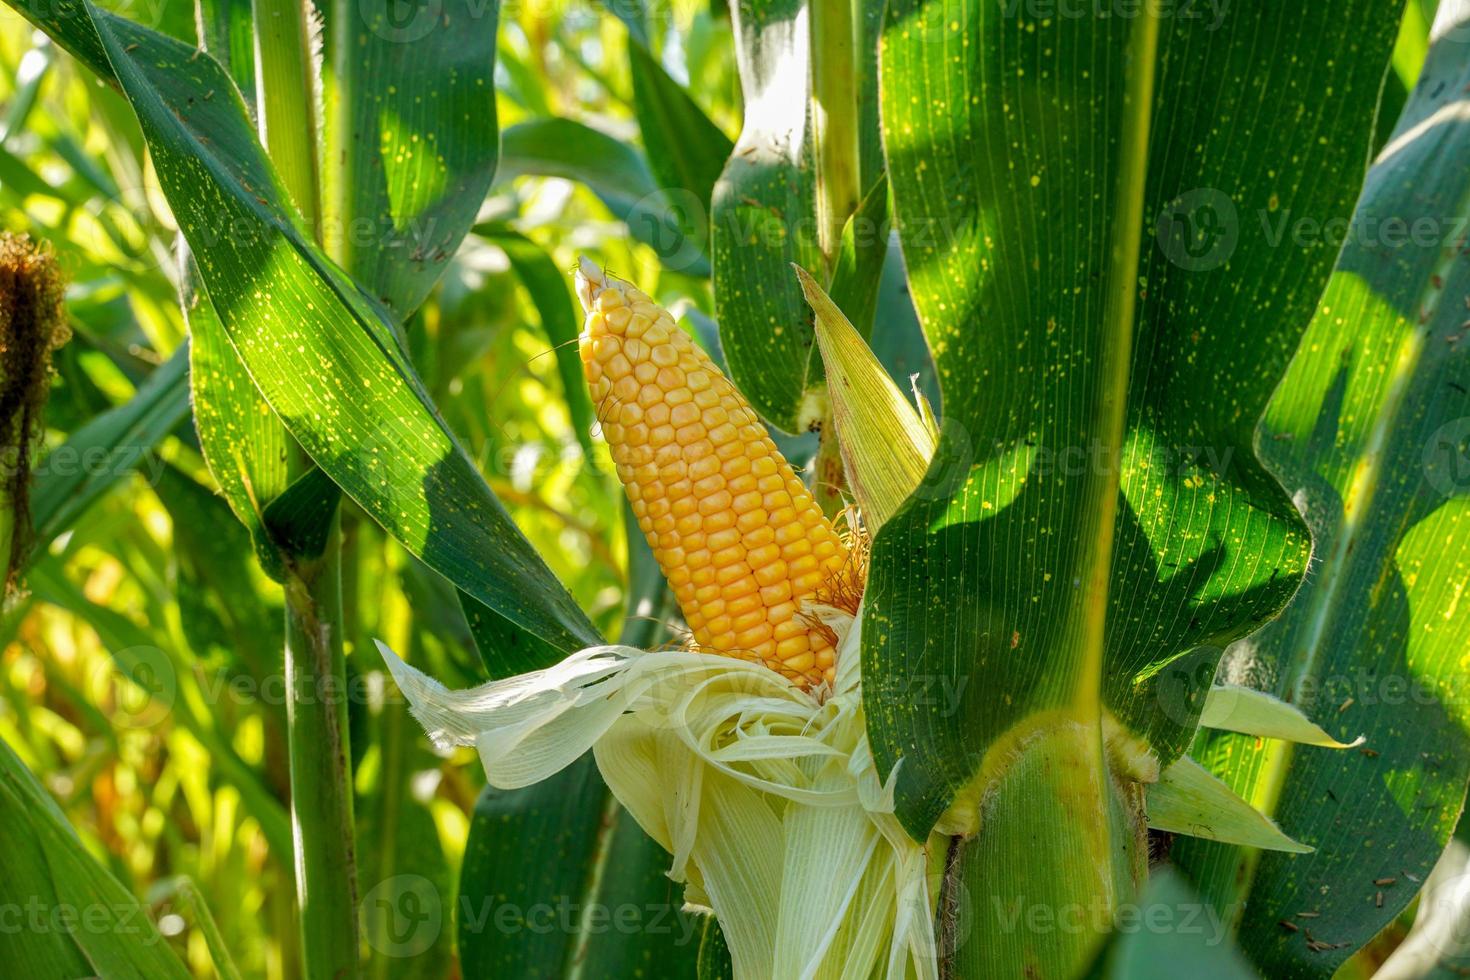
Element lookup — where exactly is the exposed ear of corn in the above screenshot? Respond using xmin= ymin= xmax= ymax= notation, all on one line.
xmin=575 ymin=257 xmax=849 ymax=689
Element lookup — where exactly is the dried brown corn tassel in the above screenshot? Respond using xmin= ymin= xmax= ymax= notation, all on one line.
xmin=0 ymin=234 xmax=68 ymax=597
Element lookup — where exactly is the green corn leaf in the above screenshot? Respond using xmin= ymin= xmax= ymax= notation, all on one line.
xmin=873 ymin=1 xmax=1400 ymax=972
xmin=589 ymin=0 xmax=730 ymax=271
xmin=1198 ymin=685 xmax=1363 ymax=749
xmin=262 ymin=464 xmax=344 ymax=562
xmin=193 ymin=0 xmax=254 ymax=115
xmin=457 ymin=756 xmax=704 ymax=978
xmin=824 ymin=174 xmax=892 ymax=347
xmin=186 ymin=0 xmax=288 ymax=577
xmin=9 ymin=0 xmax=601 ymax=660
xmin=1086 ymin=870 xmax=1256 ymax=980
xmin=871 ymin=0 xmax=1397 ymax=826
xmin=184 ymin=248 xmax=290 ymax=574
xmin=1147 ymin=756 xmax=1310 ymax=854
xmin=1172 ymin=6 xmax=1470 ymax=974
xmin=0 ymin=736 xmax=192 ymax=978
xmin=319 ymin=0 xmax=499 ymax=318
xmin=696 ymin=918 xmax=735 ymax=980
xmin=627 ymin=44 xmax=731 ymax=271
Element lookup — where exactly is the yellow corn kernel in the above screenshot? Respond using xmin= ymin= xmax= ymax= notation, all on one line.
xmin=575 ymin=257 xmax=848 ymax=689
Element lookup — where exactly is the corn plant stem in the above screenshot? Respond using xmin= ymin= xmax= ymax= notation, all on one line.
xmin=808 ymin=0 xmax=860 ymax=513
xmin=253 ymin=0 xmax=321 ymax=238
xmin=283 ymin=517 xmax=359 ymax=980
xmin=809 ymin=0 xmax=860 ymax=268
xmin=251 ymin=0 xmax=358 ymax=973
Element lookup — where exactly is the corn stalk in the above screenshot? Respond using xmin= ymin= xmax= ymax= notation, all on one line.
xmin=252 ymin=0 xmax=358 ymax=974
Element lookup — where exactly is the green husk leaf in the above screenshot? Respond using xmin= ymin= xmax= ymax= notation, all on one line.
xmin=796 ymin=265 xmax=935 ymax=530
xmin=1147 ymin=756 xmax=1311 ymax=854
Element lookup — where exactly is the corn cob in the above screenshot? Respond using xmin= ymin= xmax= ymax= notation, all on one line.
xmin=575 ymin=258 xmax=848 ymax=689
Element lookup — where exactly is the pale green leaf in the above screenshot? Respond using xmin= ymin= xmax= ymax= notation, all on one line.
xmin=1199 ymin=685 xmax=1363 ymax=749
xmin=1148 ymin=756 xmax=1311 ymax=854
xmin=797 ymin=265 xmax=934 ymax=530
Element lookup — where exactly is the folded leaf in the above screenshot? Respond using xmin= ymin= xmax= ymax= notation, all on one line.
xmin=1199 ymin=685 xmax=1363 ymax=749
xmin=797 ymin=265 xmax=935 ymax=531
xmin=1148 ymin=757 xmax=1310 ymax=854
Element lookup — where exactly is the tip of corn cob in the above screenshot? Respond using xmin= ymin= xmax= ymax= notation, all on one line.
xmin=573 ymin=257 xmax=850 ymax=690
xmin=574 ymin=255 xmax=608 ymax=313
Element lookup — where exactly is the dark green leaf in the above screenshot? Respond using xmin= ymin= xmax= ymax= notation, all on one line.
xmin=628 ymin=43 xmax=732 ymax=270
xmin=697 ymin=917 xmax=735 ymax=980
xmin=320 ymin=0 xmax=499 ymax=317
xmin=871 ymin=0 xmax=1398 ymax=838
xmin=263 ymin=465 xmax=344 ymax=562
xmin=458 ymin=756 xmax=701 ymax=978
xmin=1174 ymin=8 xmax=1470 ymax=974
xmin=824 ymin=173 xmax=891 ymax=345
xmin=14 ymin=0 xmax=601 ymax=660
xmin=0 ymin=735 xmax=191 ymax=978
